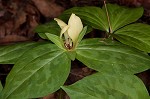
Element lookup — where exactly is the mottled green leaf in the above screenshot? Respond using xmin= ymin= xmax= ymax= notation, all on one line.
xmin=78 ymin=38 xmax=121 ymax=47
xmin=61 ymin=6 xmax=109 ymax=31
xmin=1 ymin=44 xmax=71 ymax=99
xmin=102 ymin=3 xmax=143 ymax=32
xmin=76 ymin=38 xmax=150 ymax=74
xmin=0 ymin=42 xmax=45 ymax=64
xmin=114 ymin=23 xmax=150 ymax=52
xmin=62 ymin=72 xmax=149 ymax=99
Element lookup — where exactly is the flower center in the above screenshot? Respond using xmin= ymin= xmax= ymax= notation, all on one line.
xmin=64 ymin=38 xmax=73 ymax=50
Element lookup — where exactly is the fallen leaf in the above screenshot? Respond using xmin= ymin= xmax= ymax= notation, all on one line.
xmin=32 ymin=0 xmax=64 ymax=18
xmin=0 ymin=35 xmax=29 ymax=44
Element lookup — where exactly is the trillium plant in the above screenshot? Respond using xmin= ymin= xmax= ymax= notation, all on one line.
xmin=0 ymin=3 xmax=150 ymax=99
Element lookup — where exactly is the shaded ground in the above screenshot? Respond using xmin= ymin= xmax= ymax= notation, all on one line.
xmin=0 ymin=0 xmax=150 ymax=98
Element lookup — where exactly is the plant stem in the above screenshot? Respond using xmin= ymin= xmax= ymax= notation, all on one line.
xmin=104 ymin=0 xmax=112 ymax=33
xmin=57 ymin=89 xmax=65 ymax=99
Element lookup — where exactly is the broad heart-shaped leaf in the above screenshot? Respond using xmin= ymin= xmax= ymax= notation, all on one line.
xmin=61 ymin=6 xmax=109 ymax=32
xmin=76 ymin=38 xmax=150 ymax=74
xmin=102 ymin=3 xmax=143 ymax=32
xmin=114 ymin=23 xmax=150 ymax=52
xmin=1 ymin=43 xmax=71 ymax=99
xmin=62 ymin=72 xmax=150 ymax=99
xmin=34 ymin=20 xmax=61 ymax=39
xmin=0 ymin=42 xmax=44 ymax=64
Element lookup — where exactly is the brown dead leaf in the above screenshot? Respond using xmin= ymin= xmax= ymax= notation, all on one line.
xmin=0 ymin=0 xmax=2 ymax=9
xmin=0 ymin=0 xmax=42 ymax=42
xmin=0 ymin=35 xmax=29 ymax=44
xmin=0 ymin=26 xmax=5 ymax=38
xmin=141 ymin=0 xmax=150 ymax=9
xmin=13 ymin=10 xmax=27 ymax=30
xmin=25 ymin=3 xmax=39 ymax=15
xmin=2 ymin=20 xmax=14 ymax=36
xmin=0 ymin=10 xmax=5 ymax=17
xmin=32 ymin=0 xmax=64 ymax=18
xmin=28 ymin=15 xmax=39 ymax=35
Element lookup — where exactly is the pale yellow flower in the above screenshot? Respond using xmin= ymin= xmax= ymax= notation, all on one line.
xmin=54 ymin=13 xmax=83 ymax=49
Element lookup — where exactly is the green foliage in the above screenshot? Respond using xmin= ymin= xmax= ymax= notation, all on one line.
xmin=63 ymin=3 xmax=147 ymax=52
xmin=76 ymin=26 xmax=87 ymax=46
xmin=60 ymin=6 xmax=109 ymax=31
xmin=114 ymin=23 xmax=150 ymax=52
xmin=0 ymin=81 xmax=2 ymax=98
xmin=76 ymin=38 xmax=150 ymax=74
xmin=1 ymin=44 xmax=70 ymax=99
xmin=34 ymin=20 xmax=60 ymax=39
xmin=0 ymin=3 xmax=150 ymax=99
xmin=0 ymin=42 xmax=45 ymax=64
xmin=102 ymin=4 xmax=143 ymax=32
xmin=62 ymin=72 xmax=150 ymax=99
xmin=65 ymin=51 xmax=76 ymax=61
xmin=0 ymin=81 xmax=3 ymax=93
xmin=45 ymin=33 xmax=65 ymax=50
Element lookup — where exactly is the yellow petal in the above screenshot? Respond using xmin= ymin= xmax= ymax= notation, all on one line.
xmin=67 ymin=13 xmax=83 ymax=43
xmin=54 ymin=18 xmax=67 ymax=29
xmin=60 ymin=25 xmax=69 ymax=38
